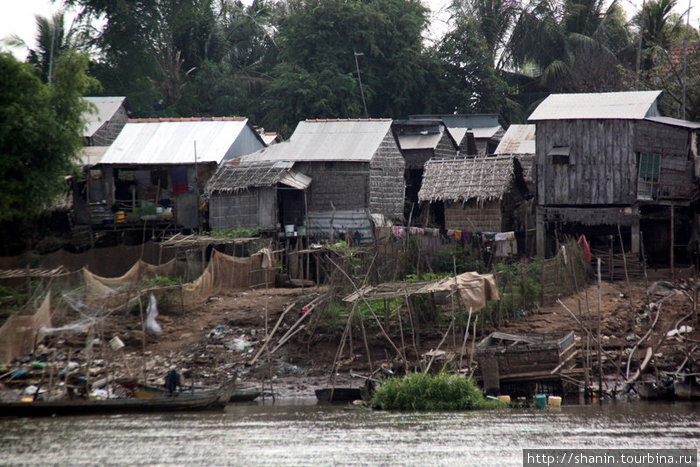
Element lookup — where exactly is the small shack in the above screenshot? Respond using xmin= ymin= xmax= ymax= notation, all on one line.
xmin=238 ymin=119 xmax=405 ymax=242
xmin=494 ymin=124 xmax=536 ymax=194
xmin=207 ymin=160 xmax=311 ymax=230
xmin=476 ymin=331 xmax=577 ymax=396
xmin=418 ymin=154 xmax=529 ymax=233
xmin=82 ymin=96 xmax=129 ymax=147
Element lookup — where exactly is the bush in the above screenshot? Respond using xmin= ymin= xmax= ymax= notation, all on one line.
xmin=371 ymin=372 xmax=502 ymax=411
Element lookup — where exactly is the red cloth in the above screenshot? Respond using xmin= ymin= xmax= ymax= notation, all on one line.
xmin=577 ymin=234 xmax=592 ymax=262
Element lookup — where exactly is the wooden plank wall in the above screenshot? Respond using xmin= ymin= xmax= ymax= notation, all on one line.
xmin=536 ymin=119 xmax=637 ymax=205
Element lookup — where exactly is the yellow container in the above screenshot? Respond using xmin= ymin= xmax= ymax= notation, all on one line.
xmin=548 ymin=396 xmax=562 ymax=407
xmin=497 ymin=395 xmax=511 ymax=404
xmin=115 ymin=211 xmax=126 ymax=223
xmin=20 ymin=397 xmax=34 ymax=403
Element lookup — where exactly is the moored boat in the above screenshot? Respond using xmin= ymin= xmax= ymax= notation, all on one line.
xmin=0 ymin=379 xmax=236 ymax=418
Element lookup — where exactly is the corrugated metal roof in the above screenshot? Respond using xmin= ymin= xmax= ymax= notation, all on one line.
xmin=494 ymin=124 xmax=536 ymax=155
xmin=207 ymin=160 xmax=310 ymax=192
xmin=447 ymin=126 xmax=501 ymax=144
xmin=82 ymin=96 xmax=126 ymax=137
xmin=241 ymin=119 xmax=393 ymax=163
xmin=398 ymin=133 xmax=443 ymax=150
xmin=100 ymin=118 xmax=250 ymax=165
xmin=644 ymin=116 xmax=700 ymax=129
xmin=79 ymin=146 xmax=109 ymax=167
xmin=528 ymin=90 xmax=662 ymax=121
xmin=411 ymin=114 xmax=500 ymax=129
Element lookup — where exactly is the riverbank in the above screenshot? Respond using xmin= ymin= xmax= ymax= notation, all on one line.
xmin=1 ymin=266 xmax=697 ymax=403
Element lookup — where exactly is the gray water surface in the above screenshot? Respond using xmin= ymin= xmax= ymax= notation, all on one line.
xmin=1 ymin=400 xmax=698 ymax=466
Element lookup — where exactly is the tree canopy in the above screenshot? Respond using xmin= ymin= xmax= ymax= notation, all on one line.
xmin=0 ymin=52 xmax=96 ymax=223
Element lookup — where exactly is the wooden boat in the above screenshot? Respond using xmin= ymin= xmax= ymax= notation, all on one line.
xmin=315 ymin=387 xmax=363 ymax=402
xmin=0 ymin=380 xmax=236 ymax=418
xmin=673 ymin=374 xmax=700 ymax=400
xmin=635 ymin=381 xmax=674 ymax=400
xmin=130 ymin=381 xmax=259 ymax=403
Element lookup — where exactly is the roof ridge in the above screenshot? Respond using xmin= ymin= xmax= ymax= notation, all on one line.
xmin=304 ymin=118 xmax=392 ymax=122
xmin=128 ymin=117 xmax=247 ymax=123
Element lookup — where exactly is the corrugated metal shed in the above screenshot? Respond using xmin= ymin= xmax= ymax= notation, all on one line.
xmin=528 ymin=91 xmax=662 ymax=121
xmin=100 ymin=118 xmax=250 ymax=165
xmin=494 ymin=124 xmax=536 ymax=155
xmin=411 ymin=114 xmax=501 ymax=130
xmin=242 ymin=119 xmax=393 ymax=163
xmin=447 ymin=126 xmax=501 ymax=143
xmin=82 ymin=96 xmax=126 ymax=137
xmin=644 ymin=116 xmax=700 ymax=129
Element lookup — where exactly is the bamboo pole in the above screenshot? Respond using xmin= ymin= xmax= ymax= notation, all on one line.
xmin=597 ymin=258 xmax=602 ymax=398
xmin=458 ymin=307 xmax=473 ymax=371
xmin=424 ymin=318 xmax=454 ymax=374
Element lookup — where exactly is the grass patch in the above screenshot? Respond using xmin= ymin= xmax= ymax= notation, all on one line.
xmin=371 ymin=372 xmax=502 ymax=411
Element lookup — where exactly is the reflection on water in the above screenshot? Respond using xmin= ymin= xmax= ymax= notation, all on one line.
xmin=1 ymin=400 xmax=698 ymax=466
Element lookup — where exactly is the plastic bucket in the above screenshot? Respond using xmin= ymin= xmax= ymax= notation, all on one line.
xmin=297 ymin=226 xmax=306 ymax=236
xmin=284 ymin=224 xmax=295 ymax=235
xmin=109 ymin=336 xmax=125 ymax=351
xmin=548 ymin=396 xmax=562 ymax=407
xmin=534 ymin=394 xmax=547 ymax=408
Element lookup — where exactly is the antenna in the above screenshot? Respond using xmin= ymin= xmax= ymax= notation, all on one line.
xmin=353 ymin=51 xmax=369 ymax=118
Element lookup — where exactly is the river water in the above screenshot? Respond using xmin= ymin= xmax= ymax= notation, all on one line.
xmin=1 ymin=400 xmax=698 ymax=466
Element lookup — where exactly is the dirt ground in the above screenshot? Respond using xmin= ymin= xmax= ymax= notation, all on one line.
xmin=1 ymin=272 xmax=698 ymax=400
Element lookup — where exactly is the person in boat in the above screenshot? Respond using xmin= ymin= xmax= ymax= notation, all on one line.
xmin=164 ymin=368 xmax=182 ymax=396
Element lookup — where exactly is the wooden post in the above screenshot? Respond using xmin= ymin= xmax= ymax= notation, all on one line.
xmin=630 ymin=219 xmax=640 ymax=255
xmin=536 ymin=206 xmax=545 ymax=257
xmin=596 ymin=258 xmax=602 ymax=400
xmin=670 ymin=204 xmax=675 ymax=277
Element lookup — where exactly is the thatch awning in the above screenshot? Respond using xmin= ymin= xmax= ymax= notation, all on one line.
xmin=418 ymin=154 xmax=523 ymax=203
xmin=161 ymin=233 xmax=260 ymax=248
xmin=207 ymin=160 xmax=311 ymax=194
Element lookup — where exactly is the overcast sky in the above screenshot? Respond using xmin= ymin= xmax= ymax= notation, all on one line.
xmin=1 ymin=0 xmax=697 ymax=60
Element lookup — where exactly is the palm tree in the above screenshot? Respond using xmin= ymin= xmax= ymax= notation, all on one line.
xmin=507 ymin=0 xmax=631 ymax=91
xmin=4 ymin=10 xmax=95 ymax=83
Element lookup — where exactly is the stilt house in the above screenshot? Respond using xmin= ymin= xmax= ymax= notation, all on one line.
xmin=529 ymin=91 xmax=700 ymax=263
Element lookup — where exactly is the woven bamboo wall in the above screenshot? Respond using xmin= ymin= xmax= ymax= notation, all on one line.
xmin=369 ymin=131 xmax=405 ymax=220
xmin=445 ymin=200 xmax=502 ymax=232
xmin=296 ymin=162 xmax=369 ymax=212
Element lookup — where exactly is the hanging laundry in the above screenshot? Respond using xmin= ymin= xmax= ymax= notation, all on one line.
xmin=393 ymin=226 xmax=405 ymax=238
xmin=170 ymin=167 xmax=189 ymax=194
xmin=577 ymin=234 xmax=592 ymax=262
xmin=446 ymin=230 xmax=455 ymax=238
xmin=455 ymin=230 xmax=462 ymax=241
xmin=463 ymin=231 xmax=473 ymax=244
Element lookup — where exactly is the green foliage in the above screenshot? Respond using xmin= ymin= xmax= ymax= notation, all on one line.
xmin=371 ymin=372 xmax=502 ymax=411
xmin=207 ymin=227 xmax=261 ymax=238
xmin=429 ymin=246 xmax=486 ymax=275
xmin=0 ymin=285 xmax=28 ymax=309
xmin=141 ymin=276 xmax=179 ymax=288
xmin=0 ymin=52 xmax=97 ymax=224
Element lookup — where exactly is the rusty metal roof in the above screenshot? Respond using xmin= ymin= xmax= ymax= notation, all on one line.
xmin=494 ymin=124 xmax=536 ymax=155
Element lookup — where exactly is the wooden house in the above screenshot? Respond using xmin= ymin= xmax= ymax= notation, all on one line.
xmin=391 ymin=120 xmax=458 ymax=216
xmin=411 ymin=114 xmax=503 ymax=155
xmin=418 ymin=154 xmax=529 ymax=232
xmin=207 ymin=160 xmax=311 ymax=230
xmin=212 ymin=119 xmax=405 ymax=242
xmin=85 ymin=117 xmax=265 ymax=230
xmin=529 ymin=91 xmax=700 ymax=263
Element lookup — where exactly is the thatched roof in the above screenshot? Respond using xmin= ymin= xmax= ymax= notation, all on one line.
xmin=207 ymin=160 xmax=311 ymax=194
xmin=418 ymin=154 xmax=523 ymax=203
